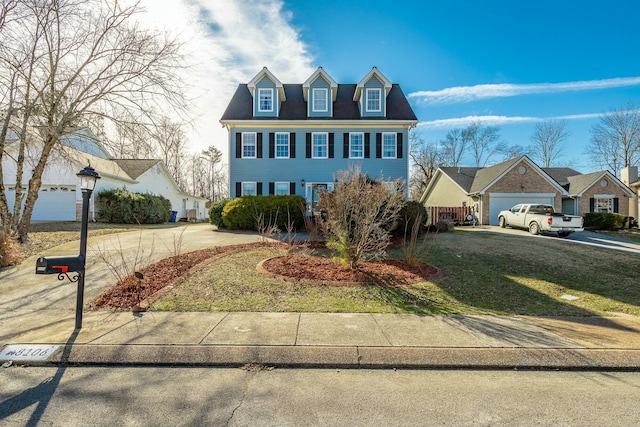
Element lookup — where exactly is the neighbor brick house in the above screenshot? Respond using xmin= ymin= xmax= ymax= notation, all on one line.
xmin=220 ymin=66 xmax=418 ymax=212
xmin=420 ymin=155 xmax=636 ymax=225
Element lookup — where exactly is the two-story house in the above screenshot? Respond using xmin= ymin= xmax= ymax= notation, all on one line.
xmin=220 ymin=66 xmax=418 ymax=212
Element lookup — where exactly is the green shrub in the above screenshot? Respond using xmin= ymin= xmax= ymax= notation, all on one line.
xmin=96 ymin=188 xmax=171 ymax=224
xmin=583 ymin=212 xmax=625 ymax=230
xmin=393 ymin=200 xmax=428 ymax=236
xmin=221 ymin=195 xmax=306 ymax=230
xmin=209 ymin=198 xmax=230 ymax=227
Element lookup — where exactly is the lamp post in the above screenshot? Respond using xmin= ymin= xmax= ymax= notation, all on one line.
xmin=75 ymin=165 xmax=100 ymax=330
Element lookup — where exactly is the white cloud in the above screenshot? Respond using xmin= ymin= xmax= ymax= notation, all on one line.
xmin=417 ymin=112 xmax=603 ymax=130
xmin=136 ymin=0 xmax=315 ymax=154
xmin=408 ymin=77 xmax=640 ymax=105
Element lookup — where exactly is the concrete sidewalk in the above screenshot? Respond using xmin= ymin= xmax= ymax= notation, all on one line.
xmin=2 ymin=224 xmax=640 ymax=370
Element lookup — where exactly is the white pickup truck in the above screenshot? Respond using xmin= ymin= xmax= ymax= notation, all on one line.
xmin=497 ymin=204 xmax=584 ymax=237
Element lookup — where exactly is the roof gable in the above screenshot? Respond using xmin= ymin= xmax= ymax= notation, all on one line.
xmin=353 ymin=66 xmax=392 ymax=102
xmin=247 ymin=67 xmax=286 ymax=102
xmin=567 ymin=170 xmax=636 ymax=197
xmin=113 ymin=159 xmax=161 ymax=180
xmin=302 ymin=67 xmax=338 ymax=102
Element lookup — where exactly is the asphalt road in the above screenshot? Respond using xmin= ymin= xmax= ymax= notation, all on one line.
xmin=1 ymin=366 xmax=640 ymax=426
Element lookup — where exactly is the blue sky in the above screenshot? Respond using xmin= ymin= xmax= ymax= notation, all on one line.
xmin=143 ymin=0 xmax=640 ymax=173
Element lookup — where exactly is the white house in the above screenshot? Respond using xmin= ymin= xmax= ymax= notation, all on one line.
xmin=2 ymin=128 xmax=208 ymax=222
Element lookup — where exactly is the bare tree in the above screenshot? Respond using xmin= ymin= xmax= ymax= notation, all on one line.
xmin=409 ymin=130 xmax=441 ymax=199
xmin=463 ymin=122 xmax=503 ymax=167
xmin=0 ymin=0 xmax=187 ymax=240
xmin=439 ymin=128 xmax=465 ymax=167
xmin=200 ymin=145 xmax=225 ymax=202
xmin=151 ymin=117 xmax=188 ymax=190
xmin=587 ymin=101 xmax=640 ymax=174
xmin=529 ymin=120 xmax=570 ymax=167
xmin=501 ymin=144 xmax=531 ymax=161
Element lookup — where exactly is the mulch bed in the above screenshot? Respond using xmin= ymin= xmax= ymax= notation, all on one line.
xmin=90 ymin=241 xmax=438 ymax=310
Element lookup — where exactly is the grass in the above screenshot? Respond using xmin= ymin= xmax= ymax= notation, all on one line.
xmin=152 ymin=229 xmax=640 ymax=316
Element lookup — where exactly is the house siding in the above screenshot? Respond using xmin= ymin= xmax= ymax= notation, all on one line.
xmin=229 ymin=126 xmax=410 ymax=197
xmin=423 ymin=174 xmax=470 ymax=207
xmin=482 ymin=165 xmax=561 ymax=225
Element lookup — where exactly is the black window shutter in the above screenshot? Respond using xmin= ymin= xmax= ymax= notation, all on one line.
xmin=376 ymin=133 xmax=382 ymax=158
xmin=290 ymin=133 xmax=296 ymax=158
xmin=329 ymin=133 xmax=334 ymax=158
xmin=397 ymin=133 xmax=403 ymax=159
xmin=257 ymin=133 xmax=263 ymax=158
xmin=589 ymin=198 xmax=595 ymax=212
xmin=613 ymin=197 xmax=619 ymax=213
xmin=289 ymin=182 xmax=296 ymax=195
xmin=269 ymin=182 xmax=274 ymax=195
xmin=306 ymin=133 xmax=311 ymax=158
xmin=269 ymin=133 xmax=275 ymax=158
xmin=235 ymin=182 xmax=241 ymax=197
xmin=257 ymin=182 xmax=263 ymax=196
xmin=343 ymin=133 xmax=349 ymax=159
xmin=235 ymin=133 xmax=242 ymax=158
xmin=364 ymin=133 xmax=370 ymax=158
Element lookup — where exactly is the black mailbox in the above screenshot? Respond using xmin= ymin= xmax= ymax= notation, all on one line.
xmin=36 ymin=255 xmax=85 ymax=275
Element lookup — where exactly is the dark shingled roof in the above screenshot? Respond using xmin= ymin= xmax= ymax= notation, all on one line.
xmin=220 ymin=83 xmax=417 ymax=121
xmin=439 ymin=167 xmax=479 ymax=192
xmin=542 ymin=167 xmax=582 ymax=184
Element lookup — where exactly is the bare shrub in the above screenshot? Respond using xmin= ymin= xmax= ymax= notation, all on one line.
xmin=255 ymin=211 xmax=280 ymax=244
xmin=91 ymin=232 xmax=155 ymax=285
xmin=0 ymin=232 xmax=23 ymax=267
xmin=317 ymin=165 xmax=405 ymax=268
xmin=401 ymin=214 xmax=433 ymax=266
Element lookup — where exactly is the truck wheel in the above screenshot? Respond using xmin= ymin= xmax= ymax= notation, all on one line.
xmin=529 ymin=222 xmax=539 ymax=235
xmin=498 ymin=217 xmax=506 ymax=228
xmin=558 ymin=232 xmax=571 ymax=238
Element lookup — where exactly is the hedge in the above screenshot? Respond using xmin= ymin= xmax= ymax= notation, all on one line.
xmin=221 ymin=195 xmax=306 ymax=230
xmin=96 ymin=188 xmax=171 ymax=224
xmin=208 ymin=198 xmax=230 ymax=227
xmin=583 ymin=212 xmax=626 ymax=230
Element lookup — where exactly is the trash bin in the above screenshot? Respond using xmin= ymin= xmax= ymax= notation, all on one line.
xmin=169 ymin=210 xmax=178 ymax=223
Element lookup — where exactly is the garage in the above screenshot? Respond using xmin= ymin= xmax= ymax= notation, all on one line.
xmin=7 ymin=185 xmax=77 ymax=221
xmin=488 ymin=193 xmax=555 ymax=225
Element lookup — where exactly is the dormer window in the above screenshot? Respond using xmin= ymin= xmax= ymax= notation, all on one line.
xmin=312 ymin=88 xmax=328 ymax=112
xmin=258 ymin=88 xmax=273 ymax=112
xmin=366 ymin=88 xmax=381 ymax=112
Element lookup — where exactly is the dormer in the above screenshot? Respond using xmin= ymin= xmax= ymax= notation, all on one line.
xmin=247 ymin=67 xmax=285 ymax=117
xmin=353 ymin=67 xmax=392 ymax=117
xmin=302 ymin=67 xmax=338 ymax=117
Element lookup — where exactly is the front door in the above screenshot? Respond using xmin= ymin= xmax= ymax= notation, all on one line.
xmin=311 ymin=184 xmax=328 ymax=213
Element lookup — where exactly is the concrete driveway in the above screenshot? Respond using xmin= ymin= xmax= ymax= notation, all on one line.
xmin=465 ymin=225 xmax=640 ymax=255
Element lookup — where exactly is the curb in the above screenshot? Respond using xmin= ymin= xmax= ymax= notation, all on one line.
xmin=11 ymin=345 xmax=640 ymax=371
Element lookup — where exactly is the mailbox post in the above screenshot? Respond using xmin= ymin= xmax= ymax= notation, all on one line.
xmin=74 ymin=165 xmax=100 ymax=330
xmin=36 ymin=166 xmax=101 ymax=330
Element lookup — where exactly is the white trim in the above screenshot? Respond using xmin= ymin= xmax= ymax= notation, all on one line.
xmin=241 ymin=181 xmax=257 ymax=196
xmin=221 ymin=119 xmax=418 ymax=128
xmin=312 ymin=88 xmax=329 ymax=112
xmin=275 ymin=132 xmax=290 ymax=159
xmin=488 ymin=192 xmax=556 ymax=198
xmin=366 ymin=88 xmax=382 ymax=112
xmin=349 ymin=132 xmax=364 ymax=159
xmin=594 ymin=194 xmax=615 ymax=198
xmin=258 ymin=88 xmax=274 ymax=112
xmin=241 ymin=132 xmax=257 ymax=158
xmin=312 ymin=132 xmax=329 ymax=159
xmin=274 ymin=181 xmax=290 ymax=195
xmin=382 ymin=132 xmax=397 ymax=159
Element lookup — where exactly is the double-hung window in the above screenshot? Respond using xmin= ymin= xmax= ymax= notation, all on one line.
xmin=312 ymin=133 xmax=328 ymax=158
xmin=312 ymin=88 xmax=328 ymax=112
xmin=382 ymin=133 xmax=397 ymax=158
xmin=274 ymin=182 xmax=290 ymax=195
xmin=366 ymin=88 xmax=381 ymax=112
xmin=241 ymin=182 xmax=257 ymax=196
xmin=595 ymin=197 xmax=613 ymax=213
xmin=258 ymin=88 xmax=273 ymax=112
xmin=275 ymin=133 xmax=289 ymax=158
xmin=350 ymin=133 xmax=364 ymax=159
xmin=242 ymin=133 xmax=257 ymax=158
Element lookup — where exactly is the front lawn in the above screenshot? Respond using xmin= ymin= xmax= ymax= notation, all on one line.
xmin=151 ymin=230 xmax=639 ymax=316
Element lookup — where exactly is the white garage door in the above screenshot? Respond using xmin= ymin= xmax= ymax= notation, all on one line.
xmin=488 ymin=193 xmax=555 ymax=225
xmin=7 ymin=186 xmax=77 ymax=221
